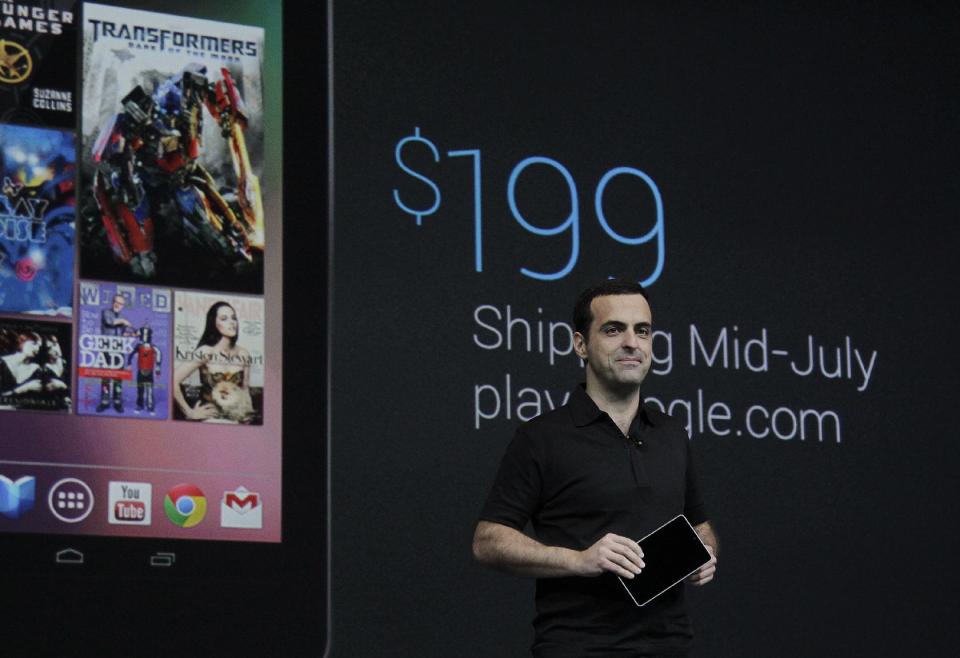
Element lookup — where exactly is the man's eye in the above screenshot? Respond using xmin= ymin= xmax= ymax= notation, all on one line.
xmin=604 ymin=327 xmax=620 ymax=335
xmin=638 ymin=327 xmax=651 ymax=337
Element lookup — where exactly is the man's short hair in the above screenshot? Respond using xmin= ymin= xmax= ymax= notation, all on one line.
xmin=573 ymin=278 xmax=649 ymax=337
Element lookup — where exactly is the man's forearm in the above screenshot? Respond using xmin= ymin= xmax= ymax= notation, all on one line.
xmin=472 ymin=520 xmax=582 ymax=578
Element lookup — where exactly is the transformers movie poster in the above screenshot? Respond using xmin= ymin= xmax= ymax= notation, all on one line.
xmin=173 ymin=290 xmax=263 ymax=425
xmin=0 ymin=123 xmax=75 ymax=316
xmin=79 ymin=4 xmax=265 ymax=293
xmin=0 ymin=316 xmax=71 ymax=412
xmin=76 ymin=280 xmax=172 ymax=419
xmin=0 ymin=0 xmax=77 ymax=129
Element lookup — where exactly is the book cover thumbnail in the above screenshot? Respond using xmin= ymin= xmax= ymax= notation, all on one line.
xmin=76 ymin=280 xmax=172 ymax=419
xmin=0 ymin=123 xmax=75 ymax=315
xmin=79 ymin=3 xmax=265 ymax=293
xmin=0 ymin=1 xmax=77 ymax=129
xmin=173 ymin=290 xmax=263 ymax=425
xmin=0 ymin=316 xmax=70 ymax=412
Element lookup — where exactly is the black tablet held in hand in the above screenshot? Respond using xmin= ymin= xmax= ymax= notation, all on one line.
xmin=618 ymin=514 xmax=711 ymax=607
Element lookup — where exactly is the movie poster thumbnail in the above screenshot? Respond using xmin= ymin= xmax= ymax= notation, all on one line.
xmin=79 ymin=3 xmax=266 ymax=294
xmin=0 ymin=316 xmax=71 ymax=412
xmin=76 ymin=280 xmax=172 ymax=419
xmin=173 ymin=290 xmax=263 ymax=425
xmin=0 ymin=123 xmax=75 ymax=315
xmin=0 ymin=1 xmax=77 ymax=129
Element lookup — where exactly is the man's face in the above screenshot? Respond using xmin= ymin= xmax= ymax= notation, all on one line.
xmin=112 ymin=295 xmax=126 ymax=313
xmin=573 ymin=294 xmax=653 ymax=394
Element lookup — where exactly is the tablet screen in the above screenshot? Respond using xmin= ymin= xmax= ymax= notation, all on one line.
xmin=618 ymin=514 xmax=711 ymax=607
xmin=0 ymin=2 xmax=281 ymax=548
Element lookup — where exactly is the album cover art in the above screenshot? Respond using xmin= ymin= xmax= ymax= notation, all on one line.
xmin=0 ymin=1 xmax=77 ymax=128
xmin=0 ymin=123 xmax=75 ymax=315
xmin=76 ymin=280 xmax=172 ymax=419
xmin=173 ymin=290 xmax=263 ymax=425
xmin=79 ymin=3 xmax=266 ymax=293
xmin=0 ymin=316 xmax=70 ymax=412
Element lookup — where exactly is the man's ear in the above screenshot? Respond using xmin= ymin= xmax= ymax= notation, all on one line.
xmin=573 ymin=332 xmax=588 ymax=360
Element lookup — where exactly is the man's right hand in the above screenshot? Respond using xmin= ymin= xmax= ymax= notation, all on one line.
xmin=576 ymin=533 xmax=645 ymax=579
xmin=473 ymin=522 xmax=645 ymax=579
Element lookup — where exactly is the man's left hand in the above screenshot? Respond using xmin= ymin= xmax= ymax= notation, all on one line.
xmin=687 ymin=544 xmax=716 ymax=586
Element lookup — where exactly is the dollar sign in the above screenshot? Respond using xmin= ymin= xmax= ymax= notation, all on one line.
xmin=393 ymin=127 xmax=441 ymax=226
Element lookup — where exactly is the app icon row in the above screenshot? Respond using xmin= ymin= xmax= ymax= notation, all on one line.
xmin=0 ymin=475 xmax=262 ymax=529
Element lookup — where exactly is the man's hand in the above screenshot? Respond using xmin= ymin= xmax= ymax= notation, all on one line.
xmin=686 ymin=544 xmax=717 ymax=586
xmin=473 ymin=522 xmax=644 ymax=579
xmin=576 ymin=533 xmax=645 ymax=579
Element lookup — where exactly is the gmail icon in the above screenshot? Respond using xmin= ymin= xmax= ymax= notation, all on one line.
xmin=220 ymin=487 xmax=262 ymax=529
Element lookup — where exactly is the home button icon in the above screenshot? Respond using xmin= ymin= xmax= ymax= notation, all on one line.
xmin=55 ymin=548 xmax=85 ymax=565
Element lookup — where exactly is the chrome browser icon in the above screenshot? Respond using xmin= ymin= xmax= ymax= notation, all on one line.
xmin=163 ymin=484 xmax=207 ymax=527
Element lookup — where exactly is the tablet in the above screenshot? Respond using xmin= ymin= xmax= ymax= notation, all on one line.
xmin=1 ymin=2 xmax=328 ymax=653
xmin=618 ymin=514 xmax=711 ymax=607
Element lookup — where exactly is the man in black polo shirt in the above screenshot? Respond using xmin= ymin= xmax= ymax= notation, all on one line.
xmin=473 ymin=279 xmax=718 ymax=657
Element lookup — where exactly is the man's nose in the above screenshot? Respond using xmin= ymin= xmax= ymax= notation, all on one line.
xmin=622 ymin=329 xmax=641 ymax=349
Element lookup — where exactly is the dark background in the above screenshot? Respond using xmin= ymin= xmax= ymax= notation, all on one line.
xmin=4 ymin=1 xmax=957 ymax=655
xmin=330 ymin=1 xmax=958 ymax=656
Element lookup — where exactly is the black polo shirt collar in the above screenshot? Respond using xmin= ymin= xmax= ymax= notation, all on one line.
xmin=568 ymin=383 xmax=658 ymax=431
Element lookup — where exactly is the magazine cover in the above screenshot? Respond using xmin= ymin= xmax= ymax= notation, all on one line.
xmin=79 ymin=3 xmax=265 ymax=293
xmin=0 ymin=123 xmax=75 ymax=315
xmin=76 ymin=280 xmax=172 ymax=419
xmin=173 ymin=290 xmax=263 ymax=425
xmin=0 ymin=316 xmax=71 ymax=412
xmin=0 ymin=1 xmax=77 ymax=129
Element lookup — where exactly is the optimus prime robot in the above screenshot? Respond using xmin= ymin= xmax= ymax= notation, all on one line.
xmin=90 ymin=64 xmax=264 ymax=279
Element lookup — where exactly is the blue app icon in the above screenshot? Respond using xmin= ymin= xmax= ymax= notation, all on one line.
xmin=0 ymin=475 xmax=36 ymax=519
